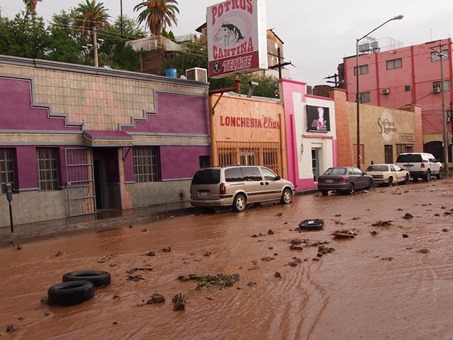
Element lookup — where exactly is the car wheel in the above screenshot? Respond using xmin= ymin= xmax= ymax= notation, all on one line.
xmin=387 ymin=177 xmax=393 ymax=187
xmin=437 ymin=169 xmax=443 ymax=179
xmin=233 ymin=194 xmax=246 ymax=212
xmin=368 ymin=179 xmax=374 ymax=189
xmin=423 ymin=170 xmax=431 ymax=182
xmin=48 ymin=280 xmax=95 ymax=306
xmin=321 ymin=190 xmax=328 ymax=196
xmin=347 ymin=183 xmax=355 ymax=195
xmin=280 ymin=188 xmax=292 ymax=204
xmin=404 ymin=174 xmax=410 ymax=184
xmin=62 ymin=270 xmax=111 ymax=288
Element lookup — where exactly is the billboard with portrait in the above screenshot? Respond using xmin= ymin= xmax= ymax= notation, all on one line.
xmin=306 ymin=105 xmax=330 ymax=132
xmin=207 ymin=0 xmax=268 ymax=78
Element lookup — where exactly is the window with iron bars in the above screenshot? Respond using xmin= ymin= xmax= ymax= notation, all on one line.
xmin=0 ymin=149 xmax=15 ymax=193
xmin=133 ymin=147 xmax=160 ymax=182
xmin=37 ymin=148 xmax=59 ymax=190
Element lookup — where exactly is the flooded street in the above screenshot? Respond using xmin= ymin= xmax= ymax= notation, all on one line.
xmin=1 ymin=179 xmax=453 ymax=339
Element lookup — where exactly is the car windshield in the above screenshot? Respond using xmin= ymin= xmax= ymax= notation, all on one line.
xmin=367 ymin=165 xmax=388 ymax=171
xmin=324 ymin=167 xmax=347 ymax=175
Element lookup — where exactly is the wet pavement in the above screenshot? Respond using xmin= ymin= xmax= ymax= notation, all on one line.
xmin=1 ymin=179 xmax=453 ymax=339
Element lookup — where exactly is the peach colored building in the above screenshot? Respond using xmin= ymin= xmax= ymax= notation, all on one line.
xmin=209 ymin=93 xmax=288 ymax=178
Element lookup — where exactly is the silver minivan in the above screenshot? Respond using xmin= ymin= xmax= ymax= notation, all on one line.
xmin=190 ymin=166 xmax=295 ymax=212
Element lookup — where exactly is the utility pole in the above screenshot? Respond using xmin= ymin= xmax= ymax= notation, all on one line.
xmin=437 ymin=44 xmax=449 ymax=175
xmin=93 ymin=26 xmax=99 ymax=68
xmin=268 ymin=48 xmax=292 ymax=79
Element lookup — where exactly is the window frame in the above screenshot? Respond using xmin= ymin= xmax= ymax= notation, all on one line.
xmin=133 ymin=146 xmax=160 ymax=183
xmin=386 ymin=58 xmax=402 ymax=70
xmin=37 ymin=148 xmax=59 ymax=191
xmin=354 ymin=64 xmax=369 ymax=76
xmin=0 ymin=149 xmax=15 ymax=193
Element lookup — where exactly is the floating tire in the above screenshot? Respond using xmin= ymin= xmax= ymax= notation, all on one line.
xmin=62 ymin=270 xmax=111 ymax=288
xmin=48 ymin=280 xmax=95 ymax=306
xmin=298 ymin=219 xmax=324 ymax=231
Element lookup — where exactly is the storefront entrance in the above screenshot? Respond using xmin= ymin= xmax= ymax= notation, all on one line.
xmin=93 ymin=148 xmax=121 ymax=211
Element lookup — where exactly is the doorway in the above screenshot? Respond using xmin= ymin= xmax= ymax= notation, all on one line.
xmin=93 ymin=148 xmax=121 ymax=210
xmin=312 ymin=148 xmax=320 ymax=182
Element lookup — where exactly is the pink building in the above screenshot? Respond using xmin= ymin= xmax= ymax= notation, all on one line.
xmin=343 ymin=38 xmax=453 ymax=165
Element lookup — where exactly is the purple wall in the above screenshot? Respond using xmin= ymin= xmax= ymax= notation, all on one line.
xmin=0 ymin=77 xmax=80 ymax=131
xmin=122 ymin=93 xmax=210 ymax=134
xmin=160 ymin=146 xmax=210 ymax=180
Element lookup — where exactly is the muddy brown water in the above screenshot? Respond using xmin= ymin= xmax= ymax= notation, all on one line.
xmin=1 ymin=179 xmax=453 ymax=339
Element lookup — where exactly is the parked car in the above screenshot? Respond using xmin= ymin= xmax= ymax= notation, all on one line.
xmin=190 ymin=166 xmax=295 ymax=212
xmin=317 ymin=166 xmax=373 ymax=196
xmin=365 ymin=164 xmax=410 ymax=186
xmin=395 ymin=152 xmax=443 ymax=181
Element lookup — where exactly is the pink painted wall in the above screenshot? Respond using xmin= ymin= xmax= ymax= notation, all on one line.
xmin=344 ymin=38 xmax=453 ymax=136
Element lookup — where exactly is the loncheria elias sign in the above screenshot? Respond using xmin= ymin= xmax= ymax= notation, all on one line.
xmin=207 ymin=0 xmax=268 ymax=78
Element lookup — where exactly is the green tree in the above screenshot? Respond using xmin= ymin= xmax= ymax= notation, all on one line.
xmin=134 ymin=0 xmax=179 ymax=36
xmin=100 ymin=16 xmax=146 ymax=70
xmin=0 ymin=12 xmax=50 ymax=59
xmin=47 ymin=10 xmax=82 ymax=63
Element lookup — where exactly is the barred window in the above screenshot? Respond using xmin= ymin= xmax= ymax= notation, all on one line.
xmin=133 ymin=147 xmax=159 ymax=182
xmin=37 ymin=148 xmax=59 ymax=191
xmin=0 ymin=149 xmax=15 ymax=193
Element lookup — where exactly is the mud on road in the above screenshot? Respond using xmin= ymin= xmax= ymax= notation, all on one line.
xmin=1 ymin=179 xmax=453 ymax=339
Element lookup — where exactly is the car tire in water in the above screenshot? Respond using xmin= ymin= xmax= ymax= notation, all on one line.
xmin=347 ymin=183 xmax=355 ymax=195
xmin=424 ymin=169 xmax=431 ymax=182
xmin=63 ymin=270 xmax=111 ymax=288
xmin=280 ymin=188 xmax=292 ymax=204
xmin=48 ymin=280 xmax=95 ymax=306
xmin=437 ymin=170 xmax=443 ymax=179
xmin=387 ymin=177 xmax=393 ymax=187
xmin=233 ymin=194 xmax=246 ymax=212
xmin=404 ymin=174 xmax=410 ymax=184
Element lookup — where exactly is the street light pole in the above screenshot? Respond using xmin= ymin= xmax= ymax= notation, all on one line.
xmin=355 ymin=15 xmax=404 ymax=169
xmin=439 ymin=48 xmax=449 ymax=175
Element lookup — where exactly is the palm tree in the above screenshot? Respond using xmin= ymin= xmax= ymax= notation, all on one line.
xmin=23 ymin=0 xmax=40 ymax=17
xmin=74 ymin=0 xmax=110 ymax=39
xmin=134 ymin=0 xmax=179 ymax=36
xmin=74 ymin=0 xmax=110 ymax=66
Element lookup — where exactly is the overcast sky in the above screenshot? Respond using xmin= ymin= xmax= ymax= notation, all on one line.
xmin=1 ymin=0 xmax=452 ymax=86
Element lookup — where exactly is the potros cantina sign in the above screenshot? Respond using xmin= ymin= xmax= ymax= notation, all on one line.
xmin=207 ymin=0 xmax=268 ymax=78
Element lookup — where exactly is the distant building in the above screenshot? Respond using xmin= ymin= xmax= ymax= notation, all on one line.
xmin=342 ymin=38 xmax=453 ymax=165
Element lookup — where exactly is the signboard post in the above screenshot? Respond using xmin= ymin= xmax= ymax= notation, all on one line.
xmin=207 ymin=0 xmax=268 ymax=79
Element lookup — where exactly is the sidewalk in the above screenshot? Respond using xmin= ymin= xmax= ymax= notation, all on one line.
xmin=0 ymin=201 xmax=198 ymax=246
xmin=0 ymin=189 xmax=317 ymax=246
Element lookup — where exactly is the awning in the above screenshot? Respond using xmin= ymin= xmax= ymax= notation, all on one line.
xmin=83 ymin=130 xmax=133 ymax=147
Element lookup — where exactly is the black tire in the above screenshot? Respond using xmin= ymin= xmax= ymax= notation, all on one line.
xmin=232 ymin=194 xmax=246 ymax=212
xmin=280 ymin=188 xmax=292 ymax=204
xmin=437 ymin=169 xmax=443 ymax=179
xmin=404 ymin=174 xmax=410 ymax=184
xmin=368 ymin=179 xmax=374 ymax=190
xmin=423 ymin=170 xmax=431 ymax=182
xmin=387 ymin=177 xmax=393 ymax=187
xmin=321 ymin=190 xmax=328 ymax=196
xmin=347 ymin=183 xmax=355 ymax=195
xmin=48 ymin=280 xmax=95 ymax=306
xmin=63 ymin=270 xmax=111 ymax=288
xmin=299 ymin=219 xmax=324 ymax=230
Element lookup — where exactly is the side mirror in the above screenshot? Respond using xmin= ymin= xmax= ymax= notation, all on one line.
xmin=275 ymin=175 xmax=281 ymax=180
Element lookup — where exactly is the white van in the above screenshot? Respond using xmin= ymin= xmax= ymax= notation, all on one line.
xmin=396 ymin=152 xmax=443 ymax=181
xmin=190 ymin=166 xmax=295 ymax=212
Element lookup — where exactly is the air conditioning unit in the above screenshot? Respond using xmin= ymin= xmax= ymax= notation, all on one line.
xmin=382 ymin=88 xmax=390 ymax=95
xmin=185 ymin=67 xmax=208 ymax=82
xmin=433 ymin=86 xmax=441 ymax=94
